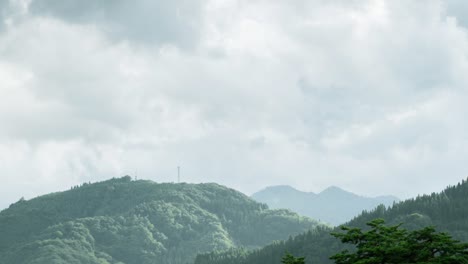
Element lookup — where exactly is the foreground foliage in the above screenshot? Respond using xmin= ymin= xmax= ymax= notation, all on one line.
xmin=0 ymin=176 xmax=319 ymax=264
xmin=331 ymin=219 xmax=468 ymax=264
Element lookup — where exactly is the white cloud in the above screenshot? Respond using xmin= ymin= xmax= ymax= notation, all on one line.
xmin=1 ymin=0 xmax=468 ymax=209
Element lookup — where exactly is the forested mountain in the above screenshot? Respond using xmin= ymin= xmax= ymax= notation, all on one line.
xmin=0 ymin=176 xmax=320 ymax=264
xmin=196 ymin=178 xmax=468 ymax=264
xmin=252 ymin=185 xmax=398 ymax=225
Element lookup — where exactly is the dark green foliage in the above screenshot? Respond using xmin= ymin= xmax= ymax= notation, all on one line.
xmin=195 ymin=226 xmax=338 ymax=264
xmin=281 ymin=253 xmax=305 ymax=264
xmin=196 ymin=178 xmax=468 ymax=264
xmin=331 ymin=219 xmax=468 ymax=263
xmin=194 ymin=247 xmax=250 ymax=264
xmin=0 ymin=177 xmax=319 ymax=264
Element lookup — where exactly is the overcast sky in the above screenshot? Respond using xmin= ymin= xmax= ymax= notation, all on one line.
xmin=1 ymin=0 xmax=468 ymax=209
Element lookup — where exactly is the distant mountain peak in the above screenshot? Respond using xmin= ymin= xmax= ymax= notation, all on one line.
xmin=255 ymin=185 xmax=299 ymax=194
xmin=252 ymin=184 xmax=399 ymax=225
xmin=319 ymin=186 xmax=347 ymax=194
xmin=264 ymin=185 xmax=297 ymax=191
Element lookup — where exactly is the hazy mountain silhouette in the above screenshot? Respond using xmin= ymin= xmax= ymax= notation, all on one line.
xmin=252 ymin=185 xmax=399 ymax=225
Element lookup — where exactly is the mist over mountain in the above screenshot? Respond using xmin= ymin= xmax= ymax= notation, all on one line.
xmin=197 ymin=178 xmax=468 ymax=264
xmin=251 ymin=185 xmax=399 ymax=225
xmin=0 ymin=177 xmax=320 ymax=264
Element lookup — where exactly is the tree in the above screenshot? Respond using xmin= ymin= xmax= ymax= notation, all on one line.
xmin=330 ymin=219 xmax=468 ymax=264
xmin=281 ymin=252 xmax=305 ymax=264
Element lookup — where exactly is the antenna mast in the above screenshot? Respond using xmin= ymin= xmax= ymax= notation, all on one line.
xmin=177 ymin=166 xmax=180 ymax=183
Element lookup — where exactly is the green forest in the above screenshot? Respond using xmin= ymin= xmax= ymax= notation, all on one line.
xmin=0 ymin=177 xmax=320 ymax=264
xmin=195 ymin=178 xmax=468 ymax=264
xmin=2 ymin=177 xmax=468 ymax=264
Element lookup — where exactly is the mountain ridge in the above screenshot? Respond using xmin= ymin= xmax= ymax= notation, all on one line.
xmin=252 ymin=185 xmax=399 ymax=225
xmin=0 ymin=176 xmax=321 ymax=264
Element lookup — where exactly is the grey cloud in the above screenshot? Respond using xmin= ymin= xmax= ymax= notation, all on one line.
xmin=2 ymin=0 xmax=468 ymax=209
xmin=0 ymin=19 xmax=139 ymax=143
xmin=0 ymin=1 xmax=11 ymax=31
xmin=28 ymin=0 xmax=204 ymax=48
xmin=445 ymin=0 xmax=468 ymax=28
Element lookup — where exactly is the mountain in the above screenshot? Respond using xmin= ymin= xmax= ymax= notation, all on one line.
xmin=0 ymin=176 xmax=321 ymax=264
xmin=251 ymin=185 xmax=399 ymax=225
xmin=196 ymin=178 xmax=468 ymax=264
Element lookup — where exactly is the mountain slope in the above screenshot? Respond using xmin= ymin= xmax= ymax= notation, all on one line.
xmin=197 ymin=178 xmax=468 ymax=264
xmin=251 ymin=185 xmax=398 ymax=225
xmin=0 ymin=176 xmax=320 ymax=264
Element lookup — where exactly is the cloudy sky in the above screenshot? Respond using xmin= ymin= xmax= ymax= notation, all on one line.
xmin=1 ymin=0 xmax=468 ymax=209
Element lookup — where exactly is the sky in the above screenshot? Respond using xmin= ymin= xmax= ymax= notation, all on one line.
xmin=1 ymin=0 xmax=468 ymax=210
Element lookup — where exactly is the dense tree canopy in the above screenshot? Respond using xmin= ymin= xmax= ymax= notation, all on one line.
xmin=331 ymin=219 xmax=468 ymax=264
xmin=0 ymin=177 xmax=320 ymax=264
xmin=281 ymin=253 xmax=305 ymax=264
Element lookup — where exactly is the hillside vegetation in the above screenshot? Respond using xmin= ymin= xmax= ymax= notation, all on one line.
xmin=0 ymin=176 xmax=320 ymax=264
xmin=196 ymin=178 xmax=468 ymax=264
